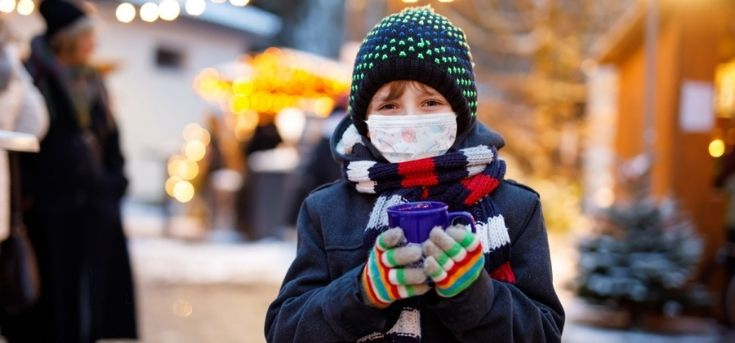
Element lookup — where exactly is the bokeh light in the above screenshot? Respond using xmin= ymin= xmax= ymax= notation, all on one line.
xmin=16 ymin=0 xmax=33 ymax=15
xmin=709 ymin=138 xmax=726 ymax=158
xmin=275 ymin=107 xmax=306 ymax=145
xmin=185 ymin=140 xmax=207 ymax=162
xmin=172 ymin=180 xmax=195 ymax=203
xmin=184 ymin=0 xmax=205 ymax=16
xmin=229 ymin=0 xmax=249 ymax=6
xmin=164 ymin=176 xmax=181 ymax=197
xmin=182 ymin=123 xmax=211 ymax=145
xmin=0 ymin=0 xmax=15 ymax=14
xmin=168 ymin=155 xmax=199 ymax=181
xmin=140 ymin=2 xmax=159 ymax=22
xmin=159 ymin=0 xmax=180 ymax=21
xmin=116 ymin=3 xmax=136 ymax=23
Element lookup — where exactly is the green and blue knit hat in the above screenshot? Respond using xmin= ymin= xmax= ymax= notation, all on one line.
xmin=349 ymin=6 xmax=478 ymax=135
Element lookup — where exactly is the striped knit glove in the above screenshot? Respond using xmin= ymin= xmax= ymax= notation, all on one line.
xmin=423 ymin=225 xmax=485 ymax=298
xmin=361 ymin=228 xmax=430 ymax=308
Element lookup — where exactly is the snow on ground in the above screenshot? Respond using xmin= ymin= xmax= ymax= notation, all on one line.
xmin=129 ymin=238 xmax=296 ymax=285
xmin=123 ymin=201 xmax=296 ymax=285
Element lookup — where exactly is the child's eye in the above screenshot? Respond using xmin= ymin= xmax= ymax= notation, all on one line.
xmin=378 ymin=103 xmax=398 ymax=111
xmin=423 ymin=99 xmax=443 ymax=107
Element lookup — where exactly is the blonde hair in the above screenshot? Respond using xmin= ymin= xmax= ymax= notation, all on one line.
xmin=49 ymin=17 xmax=95 ymax=57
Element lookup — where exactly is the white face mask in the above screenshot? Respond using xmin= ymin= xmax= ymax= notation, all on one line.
xmin=366 ymin=112 xmax=457 ymax=163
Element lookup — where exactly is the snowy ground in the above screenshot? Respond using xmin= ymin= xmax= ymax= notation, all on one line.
xmin=129 ymin=238 xmax=295 ymax=285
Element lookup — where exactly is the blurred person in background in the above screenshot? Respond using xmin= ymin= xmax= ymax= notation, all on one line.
xmin=2 ymin=1 xmax=137 ymax=342
xmin=0 ymin=19 xmax=48 ymax=246
xmin=287 ymin=98 xmax=347 ymax=226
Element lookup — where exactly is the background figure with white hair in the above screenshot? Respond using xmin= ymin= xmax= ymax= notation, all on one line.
xmin=2 ymin=1 xmax=137 ymax=342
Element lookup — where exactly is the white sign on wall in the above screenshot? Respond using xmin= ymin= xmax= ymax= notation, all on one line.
xmin=679 ymin=80 xmax=715 ymax=133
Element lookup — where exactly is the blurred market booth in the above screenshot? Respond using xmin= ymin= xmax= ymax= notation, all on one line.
xmin=162 ymin=47 xmax=351 ymax=241
xmin=580 ymin=0 xmax=735 ymax=329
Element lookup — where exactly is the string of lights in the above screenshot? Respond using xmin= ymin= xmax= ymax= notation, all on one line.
xmin=116 ymin=0 xmax=249 ymax=23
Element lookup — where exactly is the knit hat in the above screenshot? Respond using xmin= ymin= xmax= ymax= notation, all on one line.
xmin=39 ymin=0 xmax=87 ymax=39
xmin=349 ymin=6 xmax=477 ymax=136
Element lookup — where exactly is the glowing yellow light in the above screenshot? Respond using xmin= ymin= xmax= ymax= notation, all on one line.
xmin=139 ymin=2 xmax=159 ymax=22
xmin=229 ymin=0 xmax=249 ymax=6
xmin=709 ymin=139 xmax=726 ymax=158
xmin=183 ymin=123 xmax=202 ymax=141
xmin=168 ymin=155 xmax=198 ymax=180
xmin=182 ymin=161 xmax=199 ymax=180
xmin=234 ymin=110 xmax=259 ymax=141
xmin=0 ymin=0 xmax=15 ymax=13
xmin=194 ymin=68 xmax=230 ymax=100
xmin=185 ymin=140 xmax=207 ymax=162
xmin=167 ymin=156 xmax=185 ymax=176
xmin=159 ymin=0 xmax=180 ymax=21
xmin=437 ymin=0 xmax=454 ymax=2
xmin=229 ymin=95 xmax=249 ymax=114
xmin=716 ymin=59 xmax=735 ymax=117
xmin=232 ymin=78 xmax=255 ymax=95
xmin=16 ymin=0 xmax=33 ymax=15
xmin=165 ymin=177 xmax=178 ymax=197
xmin=182 ymin=123 xmax=210 ymax=145
xmin=115 ymin=3 xmax=136 ymax=23
xmin=184 ymin=0 xmax=205 ymax=16
xmin=401 ymin=0 xmax=419 ymax=3
xmin=176 ymin=160 xmax=199 ymax=180
xmin=173 ymin=180 xmax=195 ymax=203
xmin=313 ymin=97 xmax=335 ymax=117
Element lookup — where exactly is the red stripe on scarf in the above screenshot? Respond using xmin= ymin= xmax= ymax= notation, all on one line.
xmin=398 ymin=158 xmax=439 ymax=188
xmin=421 ymin=187 xmax=430 ymax=199
xmin=460 ymin=174 xmax=500 ymax=206
xmin=490 ymin=261 xmax=516 ymax=283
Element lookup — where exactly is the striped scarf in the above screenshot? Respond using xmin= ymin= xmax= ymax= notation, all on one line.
xmin=339 ymin=126 xmax=515 ymax=342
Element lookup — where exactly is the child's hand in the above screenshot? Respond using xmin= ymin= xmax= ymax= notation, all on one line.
xmin=423 ymin=225 xmax=485 ymax=298
xmin=361 ymin=228 xmax=430 ymax=308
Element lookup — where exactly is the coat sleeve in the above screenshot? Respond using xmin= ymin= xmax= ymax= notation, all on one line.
xmin=424 ymin=197 xmax=564 ymax=342
xmin=265 ymin=199 xmax=389 ymax=342
xmin=12 ymin=62 xmax=48 ymax=139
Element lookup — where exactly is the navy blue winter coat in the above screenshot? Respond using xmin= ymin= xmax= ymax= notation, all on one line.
xmin=265 ymin=118 xmax=564 ymax=342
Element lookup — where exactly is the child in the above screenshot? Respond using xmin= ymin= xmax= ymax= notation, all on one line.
xmin=266 ymin=6 xmax=564 ymax=342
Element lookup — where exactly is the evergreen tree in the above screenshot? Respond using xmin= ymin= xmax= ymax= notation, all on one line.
xmin=575 ymin=156 xmax=709 ymax=322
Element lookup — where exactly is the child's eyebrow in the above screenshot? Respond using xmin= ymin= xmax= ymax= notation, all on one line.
xmin=418 ymin=88 xmax=439 ymax=97
xmin=377 ymin=90 xmax=403 ymax=102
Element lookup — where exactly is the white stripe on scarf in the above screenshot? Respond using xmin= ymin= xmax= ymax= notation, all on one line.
xmin=476 ymin=215 xmax=511 ymax=253
xmin=347 ymin=160 xmax=378 ymax=193
xmin=461 ymin=145 xmax=495 ymax=164
xmin=365 ymin=194 xmax=405 ymax=233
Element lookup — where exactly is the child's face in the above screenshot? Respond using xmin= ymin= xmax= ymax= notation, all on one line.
xmin=366 ymin=81 xmax=453 ymax=117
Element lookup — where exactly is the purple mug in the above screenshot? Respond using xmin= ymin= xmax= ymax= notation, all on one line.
xmin=387 ymin=201 xmax=477 ymax=244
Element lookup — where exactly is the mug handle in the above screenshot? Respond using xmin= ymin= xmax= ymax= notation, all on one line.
xmin=447 ymin=211 xmax=476 ymax=233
